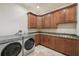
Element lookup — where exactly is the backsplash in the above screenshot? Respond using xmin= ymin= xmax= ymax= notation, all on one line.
xmin=28 ymin=23 xmax=76 ymax=34
xmin=56 ymin=23 xmax=76 ymax=34
xmin=28 ymin=29 xmax=40 ymax=32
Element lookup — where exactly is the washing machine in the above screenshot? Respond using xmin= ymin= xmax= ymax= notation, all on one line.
xmin=23 ymin=36 xmax=35 ymax=56
xmin=0 ymin=37 xmax=23 ymax=56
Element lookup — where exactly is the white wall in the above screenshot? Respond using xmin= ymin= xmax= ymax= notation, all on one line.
xmin=77 ymin=3 xmax=79 ymax=36
xmin=0 ymin=4 xmax=28 ymax=36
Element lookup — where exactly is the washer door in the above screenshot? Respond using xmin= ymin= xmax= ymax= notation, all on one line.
xmin=1 ymin=42 xmax=22 ymax=56
xmin=24 ymin=38 xmax=35 ymax=50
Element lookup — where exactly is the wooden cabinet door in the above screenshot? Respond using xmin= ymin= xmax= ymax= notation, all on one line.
xmin=53 ymin=10 xmax=65 ymax=25
xmin=71 ymin=40 xmax=78 ymax=56
xmin=65 ymin=5 xmax=77 ymax=23
xmin=42 ymin=15 xmax=44 ymax=28
xmin=28 ymin=14 xmax=32 ymax=28
xmin=48 ymin=36 xmax=56 ymax=49
xmin=43 ymin=14 xmax=51 ymax=28
xmin=28 ymin=14 xmax=37 ymax=28
xmin=50 ymin=13 xmax=57 ymax=28
xmin=40 ymin=34 xmax=44 ymax=45
xmin=65 ymin=39 xmax=72 ymax=55
xmin=35 ymin=34 xmax=41 ymax=46
xmin=53 ymin=11 xmax=60 ymax=25
xmin=58 ymin=9 xmax=65 ymax=23
xmin=65 ymin=39 xmax=78 ymax=56
xmin=43 ymin=35 xmax=49 ymax=47
xmin=40 ymin=35 xmax=49 ymax=47
xmin=37 ymin=16 xmax=43 ymax=29
xmin=77 ymin=40 xmax=79 ymax=55
xmin=51 ymin=9 xmax=65 ymax=28
xmin=55 ymin=37 xmax=65 ymax=53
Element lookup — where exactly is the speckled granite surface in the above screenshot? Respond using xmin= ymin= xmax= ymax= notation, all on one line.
xmin=28 ymin=45 xmax=65 ymax=56
xmin=28 ymin=32 xmax=79 ymax=40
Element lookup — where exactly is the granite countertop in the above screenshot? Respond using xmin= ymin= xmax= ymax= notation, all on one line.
xmin=28 ymin=32 xmax=79 ymax=40
xmin=0 ymin=32 xmax=79 ymax=44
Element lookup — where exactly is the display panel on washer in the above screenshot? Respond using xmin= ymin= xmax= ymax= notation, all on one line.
xmin=1 ymin=42 xmax=22 ymax=56
xmin=24 ymin=38 xmax=35 ymax=50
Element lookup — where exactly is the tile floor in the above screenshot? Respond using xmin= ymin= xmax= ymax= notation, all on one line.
xmin=28 ymin=45 xmax=65 ymax=56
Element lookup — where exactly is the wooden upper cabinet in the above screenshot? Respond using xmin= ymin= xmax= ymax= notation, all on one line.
xmin=28 ymin=4 xmax=77 ymax=29
xmin=28 ymin=13 xmax=37 ymax=28
xmin=58 ymin=9 xmax=65 ymax=23
xmin=37 ymin=16 xmax=43 ymax=29
xmin=53 ymin=11 xmax=60 ymax=25
xmin=65 ymin=5 xmax=77 ymax=23
xmin=43 ymin=14 xmax=51 ymax=28
xmin=50 ymin=13 xmax=57 ymax=28
xmin=50 ymin=9 xmax=65 ymax=28
xmin=53 ymin=9 xmax=65 ymax=25
xmin=42 ymin=15 xmax=45 ymax=28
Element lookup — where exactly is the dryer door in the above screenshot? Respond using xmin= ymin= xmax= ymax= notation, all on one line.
xmin=24 ymin=38 xmax=35 ymax=50
xmin=1 ymin=42 xmax=22 ymax=56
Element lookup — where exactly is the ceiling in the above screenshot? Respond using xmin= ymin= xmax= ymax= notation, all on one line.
xmin=19 ymin=3 xmax=74 ymax=15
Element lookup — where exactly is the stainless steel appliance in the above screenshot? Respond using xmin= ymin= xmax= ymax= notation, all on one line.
xmin=0 ymin=38 xmax=23 ymax=56
xmin=23 ymin=36 xmax=35 ymax=56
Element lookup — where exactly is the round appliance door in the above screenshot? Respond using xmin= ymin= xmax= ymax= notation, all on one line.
xmin=1 ymin=42 xmax=22 ymax=56
xmin=24 ymin=38 xmax=35 ymax=50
